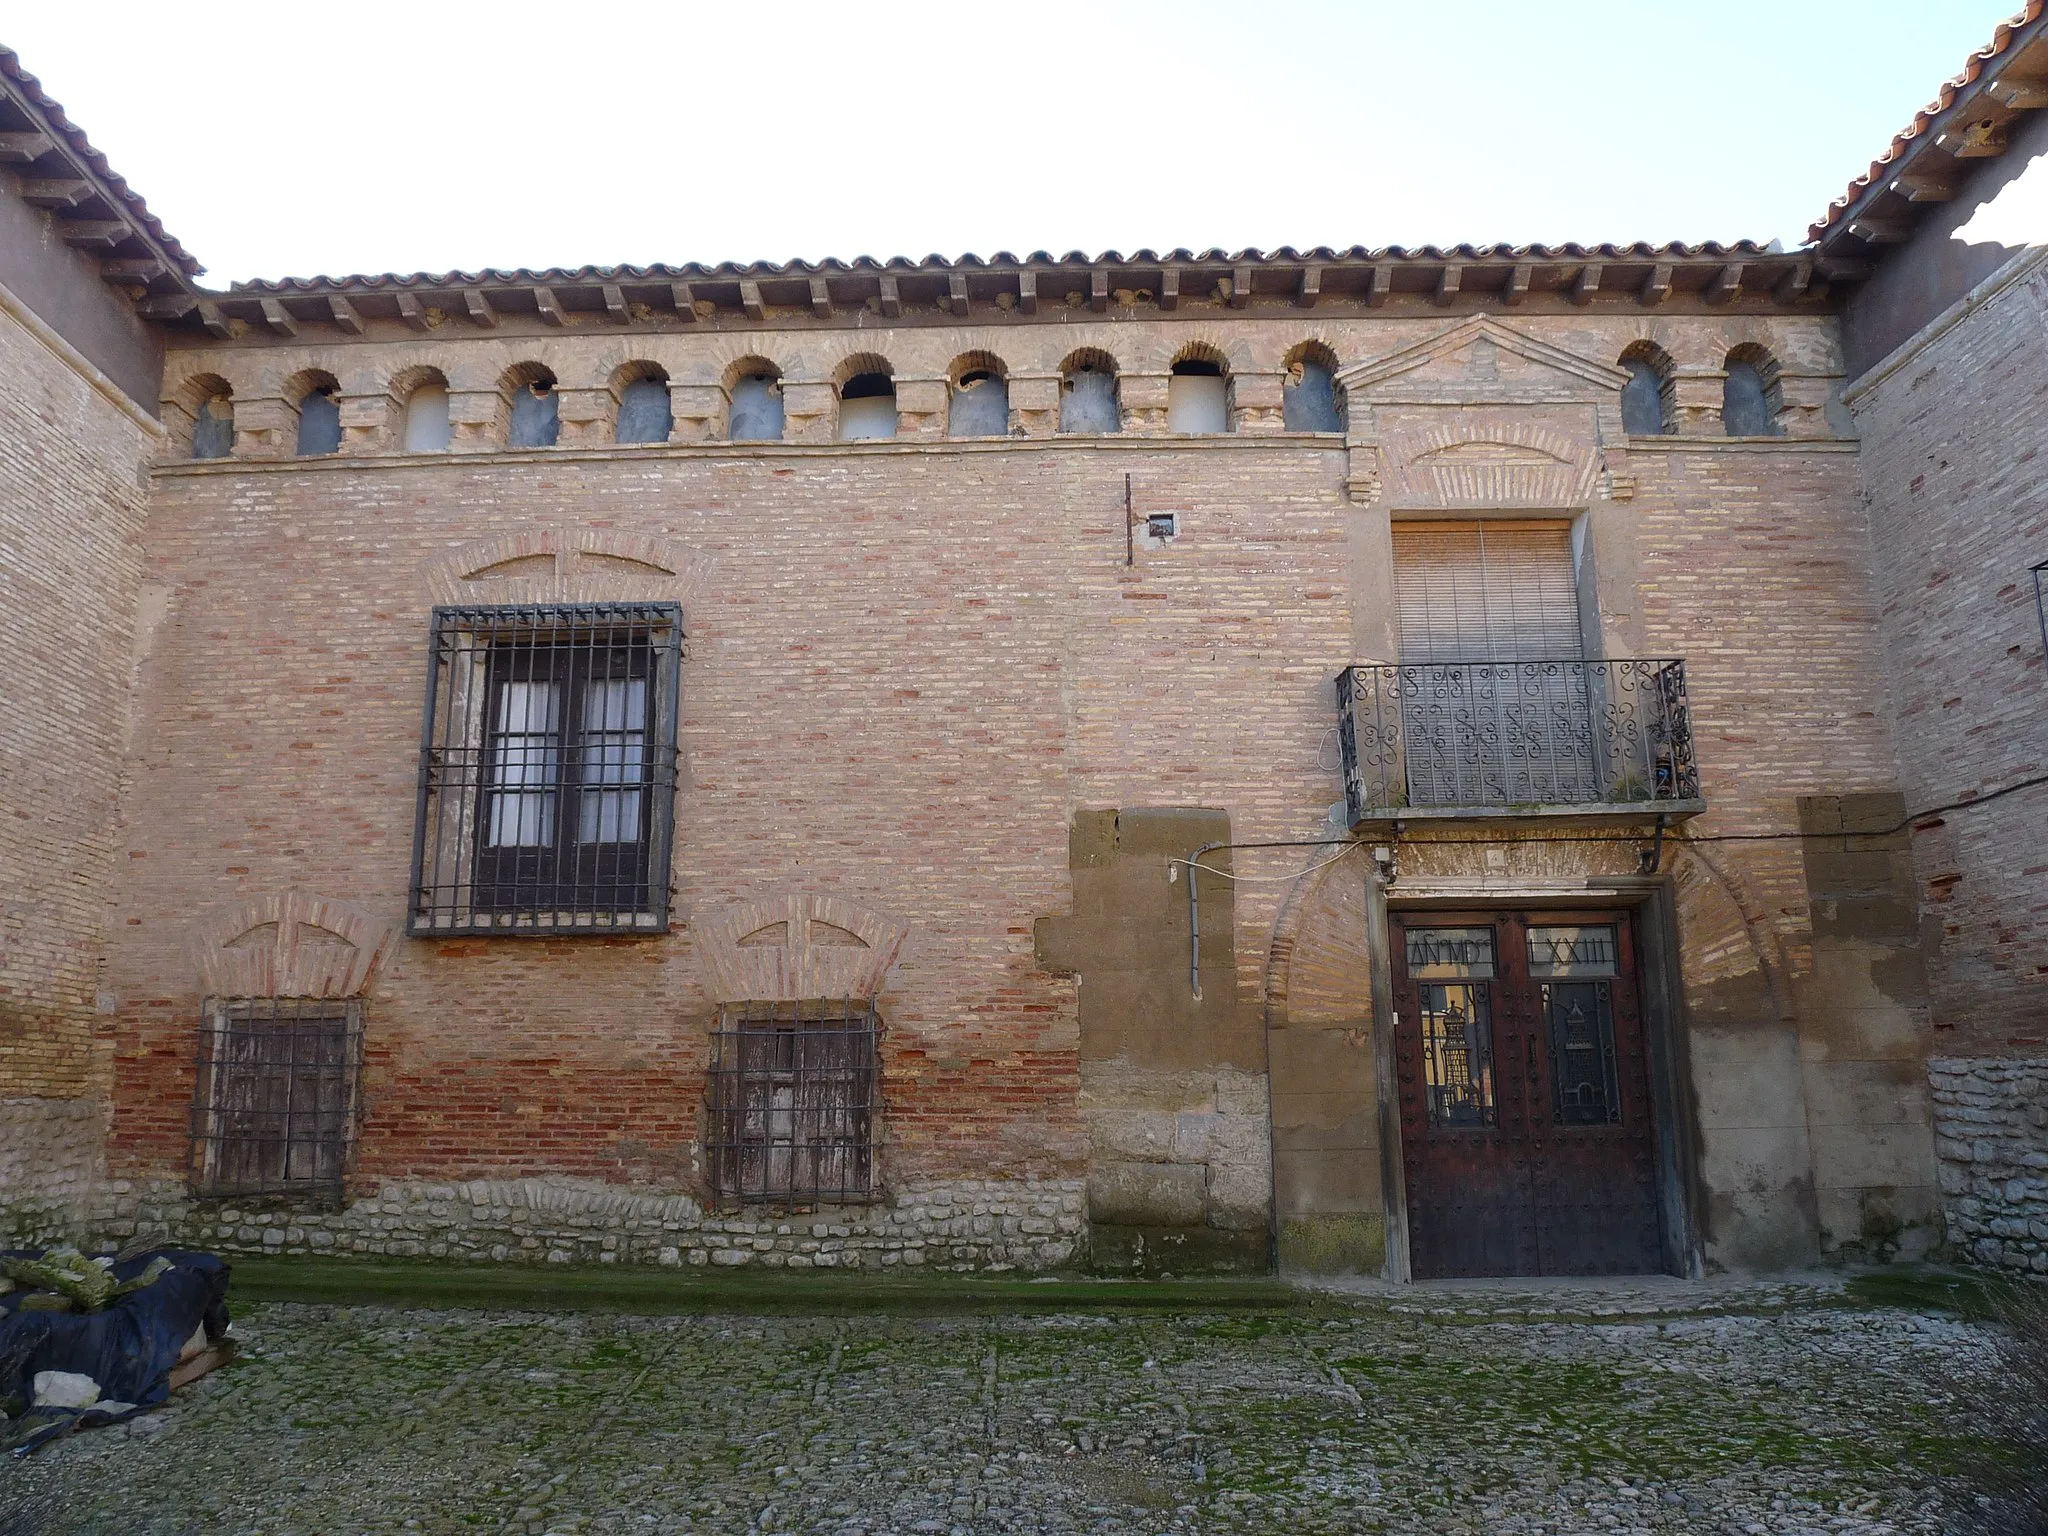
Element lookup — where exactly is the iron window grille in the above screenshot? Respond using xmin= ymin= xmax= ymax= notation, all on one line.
xmin=188 ymin=998 xmax=364 ymax=1201
xmin=409 ymin=603 xmax=683 ymax=935
xmin=705 ymin=1001 xmax=881 ymax=1210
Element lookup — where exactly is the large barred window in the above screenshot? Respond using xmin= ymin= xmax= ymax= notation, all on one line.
xmin=706 ymin=1001 xmax=881 ymax=1208
xmin=189 ymin=999 xmax=363 ymax=1200
xmin=409 ymin=604 xmax=683 ymax=935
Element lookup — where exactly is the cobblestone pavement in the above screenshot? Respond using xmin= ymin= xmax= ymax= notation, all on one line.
xmin=0 ymin=1280 xmax=1996 ymax=1536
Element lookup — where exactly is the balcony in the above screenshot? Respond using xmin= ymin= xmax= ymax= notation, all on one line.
xmin=1337 ymin=659 xmax=1703 ymax=826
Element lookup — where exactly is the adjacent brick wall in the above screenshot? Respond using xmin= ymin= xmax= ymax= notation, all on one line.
xmin=0 ymin=298 xmax=157 ymax=1179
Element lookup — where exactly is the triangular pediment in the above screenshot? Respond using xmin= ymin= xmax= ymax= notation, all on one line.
xmin=1335 ymin=316 xmax=1631 ymax=395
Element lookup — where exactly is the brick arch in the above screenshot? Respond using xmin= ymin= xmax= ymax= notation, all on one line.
xmin=421 ymin=525 xmax=711 ymax=607
xmin=190 ymin=890 xmax=396 ymax=1000
xmin=1669 ymin=838 xmax=1794 ymax=1023
xmin=1262 ymin=845 xmax=1374 ymax=1034
xmin=694 ymin=893 xmax=911 ymax=1003
xmin=1379 ymin=420 xmax=1599 ymax=509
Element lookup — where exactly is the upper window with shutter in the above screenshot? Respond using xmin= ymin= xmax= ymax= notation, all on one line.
xmin=1393 ymin=520 xmax=1585 ymax=664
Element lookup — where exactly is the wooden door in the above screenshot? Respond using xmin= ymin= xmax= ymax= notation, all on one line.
xmin=1393 ymin=911 xmax=1664 ymax=1278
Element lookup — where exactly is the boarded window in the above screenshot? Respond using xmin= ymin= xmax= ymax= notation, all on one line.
xmin=948 ymin=368 xmax=1009 ymax=436
xmin=730 ymin=374 xmax=784 ymax=441
xmin=509 ymin=377 xmax=560 ymax=448
xmin=706 ymin=1001 xmax=880 ymax=1208
xmin=1167 ymin=358 xmax=1229 ymax=433
xmin=839 ymin=372 xmax=897 ymax=440
xmin=1722 ymin=359 xmax=1780 ymax=437
xmin=1620 ymin=358 xmax=1670 ymax=436
xmin=296 ymin=386 xmax=342 ymax=456
xmin=1283 ymin=359 xmax=1343 ymax=432
xmin=192 ymin=395 xmax=234 ymax=460
xmin=189 ymin=998 xmax=362 ymax=1200
xmin=404 ymin=383 xmax=451 ymax=452
xmin=1394 ymin=521 xmax=1584 ymax=664
xmin=617 ymin=375 xmax=673 ymax=444
xmin=1060 ymin=362 xmax=1120 ymax=433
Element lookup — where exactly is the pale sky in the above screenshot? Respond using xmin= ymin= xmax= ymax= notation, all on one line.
xmin=5 ymin=1 xmax=2022 ymax=286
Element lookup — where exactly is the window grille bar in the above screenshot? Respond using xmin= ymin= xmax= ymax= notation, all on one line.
xmin=188 ymin=997 xmax=363 ymax=1201
xmin=705 ymin=999 xmax=881 ymax=1211
xmin=409 ymin=603 xmax=682 ymax=936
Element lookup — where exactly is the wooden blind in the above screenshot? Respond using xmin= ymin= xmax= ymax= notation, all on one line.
xmin=1393 ymin=520 xmax=1584 ymax=663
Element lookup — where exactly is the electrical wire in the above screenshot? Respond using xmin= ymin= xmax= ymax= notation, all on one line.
xmin=1169 ymin=841 xmax=1360 ymax=884
xmin=1169 ymin=771 xmax=2048 ymax=862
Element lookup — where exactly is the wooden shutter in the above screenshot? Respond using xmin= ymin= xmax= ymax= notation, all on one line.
xmin=1393 ymin=521 xmax=1584 ymax=663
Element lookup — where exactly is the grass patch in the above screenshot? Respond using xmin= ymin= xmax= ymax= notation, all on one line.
xmin=1845 ymin=1266 xmax=2013 ymax=1320
xmin=223 ymin=1254 xmax=1307 ymax=1317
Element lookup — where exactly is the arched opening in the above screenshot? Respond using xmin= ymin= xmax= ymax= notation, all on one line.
xmin=615 ymin=363 xmax=673 ymax=444
xmin=1059 ymin=349 xmax=1120 ymax=434
xmin=506 ymin=364 xmax=560 ymax=448
xmin=1618 ymin=343 xmax=1675 ymax=436
xmin=838 ymin=358 xmax=897 ymax=440
xmin=400 ymin=369 xmax=452 ymax=453
xmin=1282 ymin=342 xmax=1344 ymax=432
xmin=1722 ymin=346 xmax=1783 ymax=437
xmin=189 ymin=376 xmax=234 ymax=460
xmin=1168 ymin=350 xmax=1230 ymax=434
xmin=727 ymin=359 xmax=785 ymax=442
xmin=948 ymin=353 xmax=1009 ymax=437
xmin=292 ymin=372 xmax=342 ymax=456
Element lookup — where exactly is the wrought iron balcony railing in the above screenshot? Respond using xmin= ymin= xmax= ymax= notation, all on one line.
xmin=1337 ymin=658 xmax=1701 ymax=823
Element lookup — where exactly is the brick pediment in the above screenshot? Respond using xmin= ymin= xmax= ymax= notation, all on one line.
xmin=423 ymin=526 xmax=711 ymax=607
xmin=1337 ymin=315 xmax=1630 ymax=399
xmin=694 ymin=894 xmax=910 ymax=1003
xmin=190 ymin=890 xmax=396 ymax=1000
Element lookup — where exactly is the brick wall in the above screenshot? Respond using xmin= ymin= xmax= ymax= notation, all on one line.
xmin=56 ymin=305 xmax=1931 ymax=1271
xmin=0 ymin=298 xmax=156 ymax=1109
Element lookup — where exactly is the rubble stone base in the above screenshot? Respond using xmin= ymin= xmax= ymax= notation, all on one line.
xmin=0 ymin=1098 xmax=107 ymax=1248
xmin=1931 ymin=1056 xmax=2048 ymax=1274
xmin=43 ymin=1175 xmax=1087 ymax=1272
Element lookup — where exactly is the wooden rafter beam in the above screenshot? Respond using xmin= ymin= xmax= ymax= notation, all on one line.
xmin=878 ymin=274 xmax=902 ymax=317
xmin=739 ymin=280 xmax=765 ymax=321
xmin=1501 ymin=263 xmax=1532 ymax=305
xmin=138 ymin=293 xmax=198 ymax=321
xmin=58 ymin=218 xmax=129 ymax=250
xmin=103 ymin=256 xmax=168 ymax=285
xmin=463 ymin=288 xmax=497 ymax=328
xmin=395 ymin=292 xmax=429 ymax=332
xmin=1090 ymin=267 xmax=1110 ymax=313
xmin=810 ymin=277 xmax=832 ymax=318
xmin=1639 ymin=264 xmax=1673 ymax=306
xmin=949 ymin=271 xmax=970 ymax=316
xmin=1296 ymin=266 xmax=1321 ymax=308
xmin=1846 ymin=215 xmax=1909 ymax=244
xmin=1433 ymin=264 xmax=1462 ymax=306
xmin=1986 ymin=75 xmax=2048 ymax=109
xmin=197 ymin=300 xmax=233 ymax=340
xmin=258 ymin=297 xmax=298 ymax=336
xmin=20 ymin=178 xmax=91 ymax=209
xmin=1231 ymin=264 xmax=1253 ymax=308
xmin=0 ymin=130 xmax=54 ymax=162
xmin=533 ymin=287 xmax=567 ymax=326
xmin=1015 ymin=271 xmax=1035 ymax=315
xmin=1364 ymin=263 xmax=1392 ymax=308
xmin=603 ymin=283 xmax=630 ymax=324
xmin=1705 ymin=263 xmax=1744 ymax=305
xmin=1570 ymin=263 xmax=1603 ymax=305
xmin=327 ymin=295 xmax=365 ymax=335
xmin=1774 ymin=259 xmax=1813 ymax=303
xmin=1158 ymin=267 xmax=1179 ymax=311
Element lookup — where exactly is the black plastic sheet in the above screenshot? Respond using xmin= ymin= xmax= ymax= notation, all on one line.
xmin=0 ymin=1249 xmax=230 ymax=1454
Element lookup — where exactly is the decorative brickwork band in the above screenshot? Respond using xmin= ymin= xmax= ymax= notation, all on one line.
xmin=421 ymin=526 xmax=711 ymax=607
xmin=694 ymin=894 xmax=910 ymax=1003
xmin=188 ymin=890 xmax=396 ymax=1000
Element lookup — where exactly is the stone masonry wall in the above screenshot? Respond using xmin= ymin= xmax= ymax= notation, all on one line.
xmin=1931 ymin=1057 xmax=2048 ymax=1274
xmin=84 ymin=1176 xmax=1084 ymax=1272
xmin=0 ymin=1097 xmax=106 ymax=1247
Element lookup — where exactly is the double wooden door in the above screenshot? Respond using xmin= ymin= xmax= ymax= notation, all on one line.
xmin=1392 ymin=910 xmax=1664 ymax=1278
